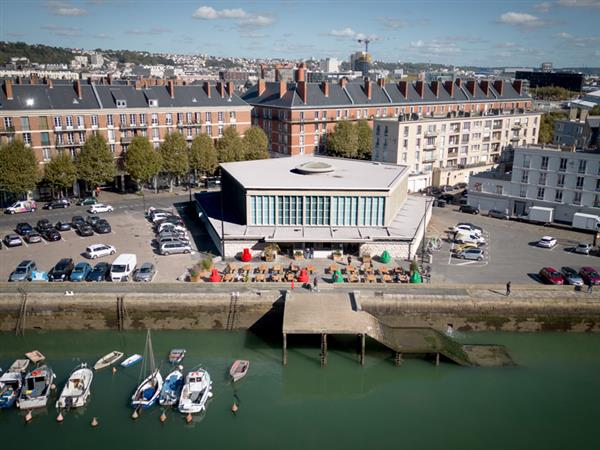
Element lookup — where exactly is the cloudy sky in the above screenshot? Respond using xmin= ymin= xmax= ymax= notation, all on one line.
xmin=1 ymin=0 xmax=599 ymax=67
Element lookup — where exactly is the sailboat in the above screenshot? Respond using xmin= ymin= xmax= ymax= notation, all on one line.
xmin=131 ymin=330 xmax=163 ymax=410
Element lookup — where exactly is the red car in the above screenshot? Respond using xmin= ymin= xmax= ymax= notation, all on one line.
xmin=579 ymin=267 xmax=600 ymax=285
xmin=539 ymin=267 xmax=564 ymax=285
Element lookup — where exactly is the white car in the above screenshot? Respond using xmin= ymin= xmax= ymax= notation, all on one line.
xmin=84 ymin=244 xmax=116 ymax=259
xmin=574 ymin=243 xmax=592 ymax=255
xmin=453 ymin=224 xmax=482 ymax=236
xmin=455 ymin=232 xmax=486 ymax=245
xmin=88 ymin=203 xmax=114 ymax=213
xmin=157 ymin=222 xmax=187 ymax=234
xmin=537 ymin=236 xmax=557 ymax=248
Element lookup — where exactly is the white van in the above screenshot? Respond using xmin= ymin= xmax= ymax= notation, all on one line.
xmin=5 ymin=200 xmax=37 ymax=214
xmin=110 ymin=254 xmax=137 ymax=282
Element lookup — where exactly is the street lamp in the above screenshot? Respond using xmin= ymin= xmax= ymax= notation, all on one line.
xmin=420 ymin=196 xmax=432 ymax=264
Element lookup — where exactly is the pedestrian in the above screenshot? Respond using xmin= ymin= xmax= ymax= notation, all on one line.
xmin=347 ymin=255 xmax=352 ymax=266
xmin=303 ymin=248 xmax=308 ymax=259
xmin=313 ymin=276 xmax=319 ymax=293
xmin=588 ymin=281 xmax=593 ymax=294
xmin=426 ymin=272 xmax=431 ymax=284
xmin=506 ymin=281 xmax=511 ymax=296
xmin=310 ymin=248 xmax=314 ymax=259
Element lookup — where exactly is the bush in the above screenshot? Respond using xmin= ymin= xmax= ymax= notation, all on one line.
xmin=201 ymin=258 xmax=213 ymax=271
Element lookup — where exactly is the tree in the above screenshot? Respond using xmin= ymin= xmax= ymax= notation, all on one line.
xmin=243 ymin=126 xmax=270 ymax=160
xmin=159 ymin=132 xmax=189 ymax=192
xmin=123 ymin=136 xmax=162 ymax=191
xmin=43 ymin=152 xmax=77 ymax=198
xmin=590 ymin=105 xmax=600 ymax=116
xmin=0 ymin=139 xmax=40 ymax=196
xmin=76 ymin=133 xmax=116 ymax=191
xmin=327 ymin=121 xmax=358 ymax=158
xmin=355 ymin=120 xmax=373 ymax=160
xmin=539 ymin=112 xmax=567 ymax=144
xmin=216 ymin=126 xmax=244 ymax=163
xmin=189 ymin=133 xmax=218 ymax=177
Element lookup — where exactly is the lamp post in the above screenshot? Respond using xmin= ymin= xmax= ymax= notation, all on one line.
xmin=420 ymin=197 xmax=431 ymax=265
xmin=220 ymin=167 xmax=225 ymax=259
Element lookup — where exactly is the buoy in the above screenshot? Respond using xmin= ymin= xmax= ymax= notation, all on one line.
xmin=132 ymin=409 xmax=139 ymax=420
xmin=56 ymin=412 xmax=64 ymax=423
xmin=160 ymin=412 xmax=167 ymax=423
xmin=112 ymin=367 xmax=117 ymax=374
xmin=91 ymin=417 xmax=98 ymax=427
xmin=178 ymin=365 xmax=183 ymax=371
xmin=185 ymin=413 xmax=193 ymax=423
xmin=50 ymin=384 xmax=56 ymax=390
xmin=25 ymin=410 xmax=33 ymax=423
xmin=231 ymin=403 xmax=238 ymax=413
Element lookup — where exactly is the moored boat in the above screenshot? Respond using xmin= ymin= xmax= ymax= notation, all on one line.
xmin=17 ymin=365 xmax=56 ymax=409
xmin=131 ymin=330 xmax=163 ymax=410
xmin=158 ymin=369 xmax=183 ymax=407
xmin=94 ymin=351 xmax=124 ymax=370
xmin=178 ymin=368 xmax=212 ymax=414
xmin=8 ymin=359 xmax=30 ymax=374
xmin=121 ymin=354 xmax=143 ymax=368
xmin=229 ymin=360 xmax=250 ymax=382
xmin=0 ymin=371 xmax=24 ymax=409
xmin=56 ymin=363 xmax=93 ymax=409
xmin=168 ymin=349 xmax=186 ymax=365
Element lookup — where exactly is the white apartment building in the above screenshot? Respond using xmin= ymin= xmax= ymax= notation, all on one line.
xmin=468 ymin=145 xmax=600 ymax=223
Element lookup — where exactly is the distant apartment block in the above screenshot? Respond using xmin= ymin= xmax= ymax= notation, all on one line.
xmin=515 ymin=70 xmax=584 ymax=92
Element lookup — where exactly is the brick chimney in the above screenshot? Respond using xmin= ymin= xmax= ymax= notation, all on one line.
xmin=493 ymin=80 xmax=504 ymax=96
xmin=377 ymin=78 xmax=385 ymax=88
xmin=74 ymin=79 xmax=82 ymax=99
xmin=4 ymin=79 xmax=13 ymax=100
xmin=298 ymin=81 xmax=308 ymax=104
xmin=364 ymin=78 xmax=372 ymax=100
xmin=321 ymin=81 xmax=329 ymax=97
xmin=168 ymin=79 xmax=175 ymax=98
xmin=275 ymin=69 xmax=280 ymax=82
xmin=16 ymin=76 xmax=22 ymax=85
xmin=217 ymin=81 xmax=225 ymax=98
xmin=279 ymin=80 xmax=286 ymax=98
xmin=415 ymin=80 xmax=424 ymax=98
xmin=480 ymin=80 xmax=489 ymax=96
xmin=258 ymin=79 xmax=266 ymax=96
xmin=226 ymin=81 xmax=234 ymax=97
xmin=295 ymin=63 xmax=306 ymax=82
xmin=398 ymin=80 xmax=408 ymax=98
xmin=47 ymin=78 xmax=53 ymax=89
xmin=466 ymin=80 xmax=476 ymax=97
xmin=512 ymin=79 xmax=524 ymax=95
xmin=431 ymin=81 xmax=440 ymax=98
xmin=135 ymin=80 xmax=143 ymax=90
xmin=444 ymin=80 xmax=454 ymax=97
xmin=339 ymin=77 xmax=348 ymax=89
xmin=30 ymin=74 xmax=38 ymax=85
xmin=203 ymin=81 xmax=211 ymax=98
xmin=455 ymin=78 xmax=462 ymax=88
xmin=106 ymin=75 xmax=112 ymax=85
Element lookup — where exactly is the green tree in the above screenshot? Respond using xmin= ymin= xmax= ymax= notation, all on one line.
xmin=123 ymin=136 xmax=162 ymax=191
xmin=539 ymin=112 xmax=568 ymax=144
xmin=590 ymin=105 xmax=600 ymax=116
xmin=355 ymin=120 xmax=373 ymax=160
xmin=216 ymin=126 xmax=244 ymax=163
xmin=0 ymin=139 xmax=40 ymax=196
xmin=327 ymin=121 xmax=358 ymax=158
xmin=243 ymin=126 xmax=270 ymax=160
xmin=76 ymin=134 xmax=116 ymax=191
xmin=43 ymin=152 xmax=77 ymax=198
xmin=159 ymin=132 xmax=189 ymax=192
xmin=189 ymin=133 xmax=218 ymax=178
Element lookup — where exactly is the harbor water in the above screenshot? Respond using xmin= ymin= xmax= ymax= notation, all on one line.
xmin=1 ymin=330 xmax=599 ymax=450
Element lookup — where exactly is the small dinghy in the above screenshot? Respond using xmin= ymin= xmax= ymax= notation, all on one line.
xmin=178 ymin=368 xmax=212 ymax=414
xmin=158 ymin=369 xmax=183 ymax=407
xmin=121 ymin=354 xmax=143 ymax=368
xmin=168 ymin=349 xmax=186 ymax=365
xmin=25 ymin=350 xmax=45 ymax=364
xmin=17 ymin=365 xmax=56 ymax=409
xmin=9 ymin=359 xmax=30 ymax=374
xmin=229 ymin=360 xmax=250 ymax=383
xmin=0 ymin=371 xmax=24 ymax=409
xmin=131 ymin=330 xmax=163 ymax=410
xmin=56 ymin=363 xmax=93 ymax=409
xmin=94 ymin=351 xmax=124 ymax=370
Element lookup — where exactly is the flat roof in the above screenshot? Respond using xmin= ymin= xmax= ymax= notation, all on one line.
xmin=220 ymin=156 xmax=408 ymax=191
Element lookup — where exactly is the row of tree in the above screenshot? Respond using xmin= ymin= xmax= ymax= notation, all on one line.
xmin=0 ymin=126 xmax=269 ymax=197
xmin=325 ymin=120 xmax=373 ymax=160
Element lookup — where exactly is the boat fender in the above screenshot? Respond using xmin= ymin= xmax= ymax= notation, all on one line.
xmin=91 ymin=417 xmax=98 ymax=427
xmin=208 ymin=391 xmax=213 ymax=398
xmin=50 ymin=384 xmax=57 ymax=390
xmin=132 ymin=409 xmax=139 ymax=420
xmin=56 ymin=412 xmax=64 ymax=423
xmin=25 ymin=410 xmax=33 ymax=423
xmin=160 ymin=412 xmax=167 ymax=423
xmin=185 ymin=413 xmax=193 ymax=423
xmin=112 ymin=367 xmax=117 ymax=374
xmin=231 ymin=403 xmax=238 ymax=413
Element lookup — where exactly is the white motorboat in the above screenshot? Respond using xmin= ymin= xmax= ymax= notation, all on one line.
xmin=158 ymin=369 xmax=183 ymax=407
xmin=56 ymin=363 xmax=93 ymax=409
xmin=121 ymin=354 xmax=143 ymax=368
xmin=178 ymin=368 xmax=212 ymax=414
xmin=131 ymin=330 xmax=163 ymax=410
xmin=17 ymin=365 xmax=56 ymax=409
xmin=94 ymin=351 xmax=124 ymax=370
xmin=0 ymin=371 xmax=23 ymax=409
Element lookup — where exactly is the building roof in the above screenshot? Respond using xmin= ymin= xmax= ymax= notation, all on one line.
xmin=220 ymin=156 xmax=408 ymax=191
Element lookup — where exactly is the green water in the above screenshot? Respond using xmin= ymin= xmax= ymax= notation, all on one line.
xmin=1 ymin=330 xmax=599 ymax=450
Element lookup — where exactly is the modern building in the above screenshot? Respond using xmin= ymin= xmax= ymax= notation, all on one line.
xmin=195 ymin=156 xmax=432 ymax=259
xmin=350 ymin=52 xmax=371 ymax=77
xmin=320 ymin=58 xmax=340 ymax=73
xmin=467 ymin=145 xmax=600 ymax=223
xmin=243 ymin=65 xmax=535 ymax=157
xmin=515 ymin=70 xmax=584 ymax=92
xmin=554 ymin=115 xmax=600 ymax=149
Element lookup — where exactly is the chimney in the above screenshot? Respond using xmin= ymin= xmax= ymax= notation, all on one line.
xmin=377 ymin=78 xmax=385 ymax=88
xmin=217 ymin=81 xmax=225 ymax=98
xmin=398 ymin=80 xmax=408 ymax=98
xmin=275 ymin=69 xmax=280 ymax=82
xmin=298 ymin=81 xmax=308 ymax=104
xmin=415 ymin=80 xmax=424 ymax=98
xmin=444 ymin=80 xmax=454 ymax=97
xmin=135 ymin=80 xmax=143 ymax=90
xmin=339 ymin=77 xmax=348 ymax=89
xmin=295 ymin=63 xmax=306 ymax=82
xmin=4 ymin=79 xmax=13 ymax=100
xmin=226 ymin=81 xmax=234 ymax=97
xmin=106 ymin=75 xmax=112 ymax=85
xmin=203 ymin=81 xmax=211 ymax=98
xmin=47 ymin=78 xmax=53 ymax=89
xmin=74 ymin=79 xmax=82 ymax=99
xmin=480 ymin=80 xmax=489 ymax=96
xmin=466 ymin=80 xmax=476 ymax=97
xmin=364 ymin=78 xmax=372 ymax=100
xmin=258 ymin=79 xmax=266 ymax=96
xmin=512 ymin=79 xmax=523 ymax=95
xmin=278 ymin=80 xmax=286 ymax=98
xmin=167 ymin=80 xmax=175 ymax=98
xmin=431 ymin=81 xmax=440 ymax=98
xmin=30 ymin=74 xmax=38 ymax=85
xmin=321 ymin=81 xmax=329 ymax=97
xmin=493 ymin=80 xmax=504 ymax=96
xmin=16 ymin=76 xmax=22 ymax=85
xmin=455 ymin=78 xmax=462 ymax=88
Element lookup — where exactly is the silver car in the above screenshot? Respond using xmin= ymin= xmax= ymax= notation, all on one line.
xmin=488 ymin=209 xmax=510 ymax=220
xmin=454 ymin=248 xmax=484 ymax=261
xmin=133 ymin=262 xmax=156 ymax=282
xmin=560 ymin=267 xmax=584 ymax=286
xmin=160 ymin=240 xmax=192 ymax=255
xmin=574 ymin=243 xmax=592 ymax=255
xmin=9 ymin=260 xmax=37 ymax=282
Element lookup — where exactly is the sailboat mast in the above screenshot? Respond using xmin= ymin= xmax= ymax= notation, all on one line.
xmin=148 ymin=329 xmax=155 ymax=373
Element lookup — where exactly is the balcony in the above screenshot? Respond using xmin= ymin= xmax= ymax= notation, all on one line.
xmin=424 ymin=130 xmax=438 ymax=137
xmin=510 ymin=136 xmax=520 ymax=142
xmin=512 ymin=123 xmax=523 ymax=130
xmin=120 ymin=136 xmax=134 ymax=144
xmin=422 ymin=151 xmax=437 ymax=162
xmin=55 ymin=140 xmax=79 ymax=148
xmin=120 ymin=123 xmax=147 ymax=130
xmin=0 ymin=126 xmax=15 ymax=135
xmin=424 ymin=143 xmax=436 ymax=150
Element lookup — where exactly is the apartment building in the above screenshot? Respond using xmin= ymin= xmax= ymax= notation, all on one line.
xmin=243 ymin=64 xmax=534 ymax=157
xmin=0 ymin=77 xmax=252 ymax=178
xmin=468 ymin=145 xmax=600 ymax=223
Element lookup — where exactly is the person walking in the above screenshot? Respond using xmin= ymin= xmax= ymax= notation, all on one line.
xmin=347 ymin=255 xmax=352 ymax=266
xmin=506 ymin=281 xmax=511 ymax=296
xmin=313 ymin=276 xmax=319 ymax=293
xmin=588 ymin=281 xmax=593 ymax=294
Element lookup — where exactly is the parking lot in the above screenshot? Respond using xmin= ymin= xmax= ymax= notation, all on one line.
xmin=0 ymin=194 xmax=213 ymax=283
xmin=427 ymin=206 xmax=599 ymax=285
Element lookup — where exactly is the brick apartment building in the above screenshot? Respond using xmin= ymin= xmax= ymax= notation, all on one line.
xmin=0 ymin=76 xmax=251 ymax=192
xmin=243 ymin=64 xmax=534 ymax=157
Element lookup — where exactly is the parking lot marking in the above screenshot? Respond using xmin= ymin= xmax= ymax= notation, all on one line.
xmin=455 ymin=260 xmax=479 ymax=266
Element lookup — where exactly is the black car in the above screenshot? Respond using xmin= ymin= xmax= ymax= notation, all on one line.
xmin=77 ymin=223 xmax=94 ymax=237
xmin=49 ymin=258 xmax=74 ymax=282
xmin=41 ymin=228 xmax=61 ymax=241
xmin=86 ymin=262 xmax=111 ymax=282
xmin=459 ymin=205 xmax=480 ymax=215
xmin=16 ymin=222 xmax=33 ymax=236
xmin=55 ymin=221 xmax=72 ymax=231
xmin=87 ymin=215 xmax=101 ymax=226
xmin=36 ymin=219 xmax=53 ymax=232
xmin=44 ymin=199 xmax=70 ymax=209
xmin=71 ymin=215 xmax=86 ymax=228
xmin=94 ymin=219 xmax=111 ymax=234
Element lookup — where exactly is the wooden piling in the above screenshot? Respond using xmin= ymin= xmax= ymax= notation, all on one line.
xmin=435 ymin=352 xmax=440 ymax=366
xmin=360 ymin=333 xmax=365 ymax=366
xmin=395 ymin=352 xmax=403 ymax=367
xmin=282 ymin=332 xmax=287 ymax=366
xmin=320 ymin=333 xmax=327 ymax=367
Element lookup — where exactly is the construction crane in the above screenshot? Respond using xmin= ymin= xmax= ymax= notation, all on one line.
xmin=357 ymin=38 xmax=373 ymax=53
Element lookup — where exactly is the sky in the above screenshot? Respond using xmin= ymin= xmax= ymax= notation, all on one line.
xmin=0 ymin=0 xmax=599 ymax=67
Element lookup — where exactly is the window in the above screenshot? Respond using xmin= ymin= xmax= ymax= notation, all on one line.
xmin=578 ymin=159 xmax=587 ymax=174
xmin=42 ymin=148 xmax=50 ymax=161
xmin=22 ymin=133 xmax=31 ymax=145
xmin=538 ymin=173 xmax=546 ymax=185
xmin=519 ymin=185 xmax=527 ymax=198
xmin=65 ymin=116 xmax=73 ymax=128
xmin=314 ymin=111 xmax=319 ymax=120
xmin=557 ymin=174 xmax=565 ymax=187
xmin=116 ymin=99 xmax=127 ymax=108
xmin=91 ymin=115 xmax=98 ymax=127
xmin=537 ymin=187 xmax=545 ymax=200
xmin=205 ymin=112 xmax=212 ymax=123
xmin=151 ymin=114 xmax=159 ymax=126
xmin=140 ymin=114 xmax=146 ymax=125
xmin=165 ymin=113 xmax=172 ymax=126
xmin=108 ymin=129 xmax=115 ymax=142
xmin=336 ymin=110 xmax=341 ymax=119
xmin=129 ymin=114 xmax=136 ymax=125
xmin=148 ymin=99 xmax=158 ymax=107
xmin=559 ymin=158 xmax=567 ymax=172
xmin=40 ymin=132 xmax=50 ymax=146
xmin=110 ymin=144 xmax=116 ymax=153
xmin=206 ymin=125 xmax=212 ymax=136
xmin=574 ymin=191 xmax=582 ymax=205
xmin=77 ymin=116 xmax=84 ymax=128
xmin=119 ymin=114 xmax=127 ymax=126
xmin=4 ymin=117 xmax=13 ymax=128
xmin=555 ymin=189 xmax=563 ymax=202
xmin=218 ymin=125 xmax=223 ymax=137
xmin=576 ymin=176 xmax=584 ymax=190
xmin=541 ymin=156 xmax=548 ymax=170
xmin=521 ymin=170 xmax=529 ymax=183
xmin=152 ymin=127 xmax=159 ymax=139
xmin=106 ymin=115 xmax=113 ymax=126
xmin=495 ymin=185 xmax=503 ymax=194
xmin=218 ymin=111 xmax=224 ymax=122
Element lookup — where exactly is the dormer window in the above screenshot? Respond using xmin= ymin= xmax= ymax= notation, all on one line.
xmin=116 ymin=99 xmax=127 ymax=108
xmin=148 ymin=99 xmax=159 ymax=107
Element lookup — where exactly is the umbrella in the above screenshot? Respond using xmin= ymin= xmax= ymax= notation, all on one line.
xmin=380 ymin=250 xmax=391 ymax=264
xmin=240 ymin=248 xmax=252 ymax=262
xmin=297 ymin=268 xmax=309 ymax=283
xmin=409 ymin=271 xmax=422 ymax=284
xmin=332 ymin=269 xmax=343 ymax=283
xmin=209 ymin=268 xmax=222 ymax=282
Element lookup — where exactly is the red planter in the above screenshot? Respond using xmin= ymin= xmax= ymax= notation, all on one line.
xmin=240 ymin=248 xmax=252 ymax=262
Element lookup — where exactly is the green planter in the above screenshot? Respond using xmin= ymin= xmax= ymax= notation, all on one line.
xmin=380 ymin=250 xmax=391 ymax=264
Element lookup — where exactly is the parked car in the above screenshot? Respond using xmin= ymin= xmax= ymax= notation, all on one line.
xmin=537 ymin=236 xmax=557 ymax=248
xmin=459 ymin=205 xmax=480 ymax=215
xmin=133 ymin=262 xmax=156 ymax=282
xmin=71 ymin=215 xmax=86 ymax=228
xmin=36 ymin=219 xmax=53 ymax=232
xmin=70 ymin=262 xmax=92 ymax=282
xmin=94 ymin=219 xmax=111 ymax=234
xmin=438 ymin=193 xmax=455 ymax=203
xmin=160 ymin=240 xmax=192 ymax=255
xmin=455 ymin=232 xmax=486 ymax=245
xmin=49 ymin=258 xmax=74 ymax=282
xmin=453 ymin=224 xmax=483 ymax=236
xmin=440 ymin=185 xmax=454 ymax=192
xmin=86 ymin=215 xmax=101 ymax=226
xmin=157 ymin=222 xmax=187 ymax=234
xmin=574 ymin=243 xmax=592 ymax=255
xmin=452 ymin=243 xmax=479 ymax=254
xmin=77 ymin=197 xmax=97 ymax=206
xmin=579 ymin=267 xmax=600 ymax=285
xmin=147 ymin=208 xmax=171 ymax=220
xmin=16 ymin=222 xmax=33 ymax=236
xmin=454 ymin=248 xmax=484 ymax=261
xmin=44 ymin=199 xmax=70 ymax=209
xmin=9 ymin=260 xmax=37 ymax=282
xmin=86 ymin=262 xmax=111 ymax=281
xmin=5 ymin=200 xmax=37 ymax=214
xmin=488 ymin=209 xmax=510 ymax=220
xmin=26 ymin=231 xmax=42 ymax=244
xmin=158 ymin=231 xmax=189 ymax=243
xmin=84 ymin=243 xmax=116 ymax=259
xmin=110 ymin=254 xmax=137 ymax=281
xmin=561 ymin=267 xmax=584 ymax=286
xmin=41 ymin=228 xmax=61 ymax=242
xmin=539 ymin=267 xmax=564 ymax=285
xmin=151 ymin=212 xmax=171 ymax=223
xmin=453 ymin=182 xmax=467 ymax=190
xmin=55 ymin=220 xmax=72 ymax=232
xmin=88 ymin=203 xmax=113 ymax=213
xmin=76 ymin=223 xmax=94 ymax=237
xmin=4 ymin=234 xmax=23 ymax=247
